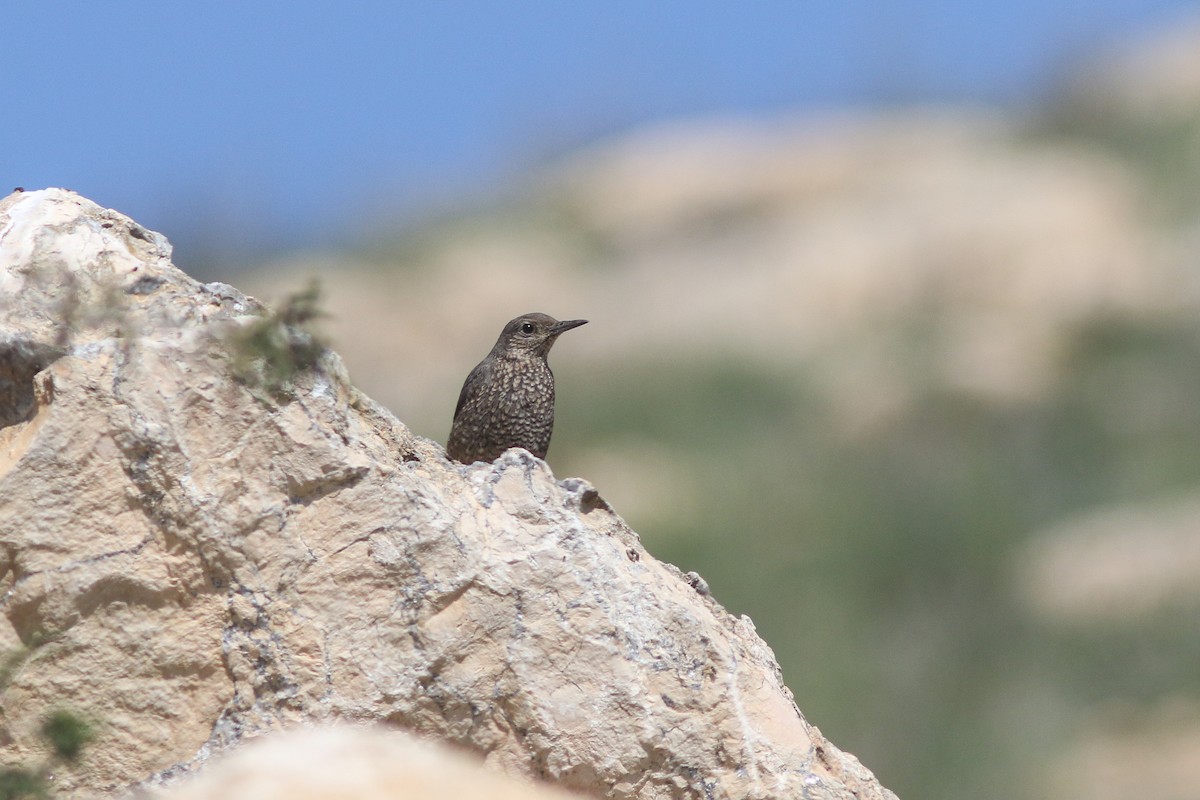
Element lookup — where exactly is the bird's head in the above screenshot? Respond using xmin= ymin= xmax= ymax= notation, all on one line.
xmin=493 ymin=313 xmax=588 ymax=358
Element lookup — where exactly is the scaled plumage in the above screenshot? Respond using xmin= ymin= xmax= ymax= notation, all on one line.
xmin=446 ymin=313 xmax=587 ymax=463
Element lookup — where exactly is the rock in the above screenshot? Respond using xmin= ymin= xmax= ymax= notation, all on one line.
xmin=148 ymin=725 xmax=583 ymax=800
xmin=0 ymin=188 xmax=896 ymax=799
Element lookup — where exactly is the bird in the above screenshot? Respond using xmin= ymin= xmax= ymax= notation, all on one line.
xmin=447 ymin=312 xmax=588 ymax=464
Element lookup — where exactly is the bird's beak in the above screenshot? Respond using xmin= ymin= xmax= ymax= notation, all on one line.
xmin=551 ymin=319 xmax=588 ymax=335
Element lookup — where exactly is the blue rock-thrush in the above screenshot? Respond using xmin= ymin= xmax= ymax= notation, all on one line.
xmin=447 ymin=313 xmax=587 ymax=463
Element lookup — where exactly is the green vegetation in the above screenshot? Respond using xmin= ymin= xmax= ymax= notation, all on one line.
xmin=39 ymin=711 xmax=94 ymax=763
xmin=0 ymin=709 xmax=94 ymax=799
xmin=0 ymin=646 xmax=32 ymax=690
xmin=1 ymin=643 xmax=95 ymax=800
xmin=235 ymin=48 xmax=1200 ymax=800
xmin=1038 ymin=102 xmax=1200 ymax=225
xmin=223 ymin=280 xmax=329 ymax=397
xmin=542 ymin=81 xmax=1200 ymax=800
xmin=556 ymin=311 xmax=1200 ymax=800
xmin=0 ymin=769 xmax=45 ymax=800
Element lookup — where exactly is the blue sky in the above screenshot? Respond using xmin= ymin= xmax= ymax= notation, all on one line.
xmin=4 ymin=2 xmax=1197 ymax=264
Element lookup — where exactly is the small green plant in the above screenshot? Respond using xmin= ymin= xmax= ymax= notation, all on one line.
xmin=45 ymin=268 xmax=134 ymax=351
xmin=224 ymin=280 xmax=329 ymax=396
xmin=0 ymin=646 xmax=31 ymax=691
xmin=39 ymin=710 xmax=93 ymax=763
xmin=1 ymin=640 xmax=95 ymax=800
xmin=0 ymin=708 xmax=94 ymax=800
xmin=0 ymin=768 xmax=45 ymax=800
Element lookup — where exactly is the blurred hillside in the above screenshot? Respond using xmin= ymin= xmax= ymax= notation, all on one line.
xmin=237 ymin=19 xmax=1200 ymax=800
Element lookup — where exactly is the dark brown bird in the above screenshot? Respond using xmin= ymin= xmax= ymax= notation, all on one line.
xmin=447 ymin=313 xmax=587 ymax=464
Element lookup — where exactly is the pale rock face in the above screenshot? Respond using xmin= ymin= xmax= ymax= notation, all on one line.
xmin=0 ymin=189 xmax=895 ymax=800
xmin=153 ymin=725 xmax=584 ymax=800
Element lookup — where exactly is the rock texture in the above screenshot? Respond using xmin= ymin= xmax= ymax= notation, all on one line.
xmin=154 ymin=726 xmax=583 ymax=800
xmin=0 ymin=189 xmax=895 ymax=798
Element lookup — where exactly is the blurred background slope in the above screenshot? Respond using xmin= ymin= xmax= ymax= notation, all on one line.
xmin=244 ymin=24 xmax=1200 ymax=800
xmin=10 ymin=6 xmax=1200 ymax=800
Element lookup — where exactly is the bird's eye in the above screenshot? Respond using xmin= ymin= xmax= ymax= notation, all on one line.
xmin=521 ymin=322 xmax=535 ymax=334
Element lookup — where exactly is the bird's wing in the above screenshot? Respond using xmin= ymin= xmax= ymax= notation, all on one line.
xmin=453 ymin=359 xmax=490 ymax=420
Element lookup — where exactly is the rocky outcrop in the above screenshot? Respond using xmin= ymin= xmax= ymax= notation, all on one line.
xmin=155 ymin=726 xmax=584 ymax=800
xmin=0 ymin=189 xmax=895 ymax=798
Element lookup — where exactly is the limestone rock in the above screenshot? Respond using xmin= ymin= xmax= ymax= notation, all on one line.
xmin=0 ymin=188 xmax=896 ymax=799
xmin=151 ymin=725 xmax=583 ymax=800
